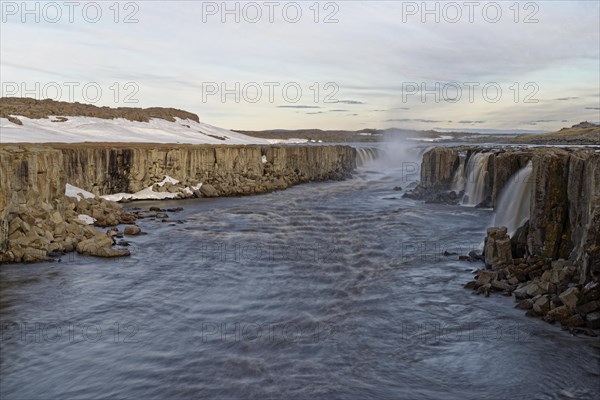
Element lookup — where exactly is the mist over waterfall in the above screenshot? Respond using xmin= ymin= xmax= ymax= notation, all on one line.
xmin=493 ymin=161 xmax=533 ymax=236
xmin=461 ymin=152 xmax=492 ymax=206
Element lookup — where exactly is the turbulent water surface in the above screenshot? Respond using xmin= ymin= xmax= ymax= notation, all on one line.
xmin=1 ymin=148 xmax=599 ymax=400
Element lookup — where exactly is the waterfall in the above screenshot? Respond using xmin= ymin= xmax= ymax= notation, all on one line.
xmin=451 ymin=155 xmax=466 ymax=193
xmin=493 ymin=161 xmax=533 ymax=236
xmin=356 ymin=147 xmax=380 ymax=166
xmin=461 ymin=152 xmax=491 ymax=206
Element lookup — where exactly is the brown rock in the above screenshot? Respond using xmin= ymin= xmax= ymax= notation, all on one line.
xmin=124 ymin=225 xmax=141 ymax=236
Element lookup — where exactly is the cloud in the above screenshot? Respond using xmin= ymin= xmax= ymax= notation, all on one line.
xmin=458 ymin=120 xmax=484 ymax=124
xmin=329 ymin=109 xmax=349 ymax=112
xmin=585 ymin=107 xmax=600 ymax=110
xmin=277 ymin=105 xmax=321 ymax=109
xmin=306 ymin=111 xmax=324 ymax=115
xmin=556 ymin=97 xmax=579 ymax=101
xmin=386 ymin=118 xmax=441 ymax=123
xmin=335 ymin=100 xmax=365 ymax=104
xmin=347 ymin=113 xmax=358 ymax=116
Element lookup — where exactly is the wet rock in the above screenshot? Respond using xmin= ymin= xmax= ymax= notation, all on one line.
xmin=585 ymin=312 xmax=600 ymax=329
xmin=491 ymin=279 xmax=513 ymax=292
xmin=149 ymin=206 xmax=162 ymax=212
xmin=468 ymin=250 xmax=483 ymax=261
xmin=533 ymin=295 xmax=551 ymax=314
xmin=476 ymin=270 xmax=497 ymax=286
xmin=155 ymin=212 xmax=168 ymax=219
xmin=576 ymin=300 xmax=600 ymax=316
xmin=516 ymin=299 xmax=534 ymax=310
xmin=124 ymin=225 xmax=141 ymax=236
xmin=562 ymin=314 xmax=585 ymax=328
xmin=393 ymin=186 xmax=402 ymax=191
xmin=76 ymin=236 xmax=129 ymax=257
xmin=546 ymin=305 xmax=572 ymax=323
xmin=464 ymin=280 xmax=477 ymax=290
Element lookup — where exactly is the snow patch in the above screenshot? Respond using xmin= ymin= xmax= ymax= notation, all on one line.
xmin=65 ymin=184 xmax=96 ymax=200
xmin=78 ymin=214 xmax=96 ymax=225
xmin=0 ymin=116 xmax=298 ymax=145
xmin=100 ymin=176 xmax=203 ymax=202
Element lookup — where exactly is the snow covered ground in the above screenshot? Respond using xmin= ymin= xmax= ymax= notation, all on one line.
xmin=0 ymin=116 xmax=307 ymax=145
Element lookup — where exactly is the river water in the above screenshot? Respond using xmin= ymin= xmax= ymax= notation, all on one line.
xmin=1 ymin=145 xmax=599 ymax=400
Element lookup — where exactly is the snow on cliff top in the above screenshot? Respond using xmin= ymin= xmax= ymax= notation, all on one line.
xmin=0 ymin=116 xmax=305 ymax=145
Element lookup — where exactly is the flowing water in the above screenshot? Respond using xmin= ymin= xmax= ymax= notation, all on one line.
xmin=1 ymin=148 xmax=599 ymax=400
xmin=461 ymin=152 xmax=492 ymax=206
xmin=493 ymin=162 xmax=534 ymax=236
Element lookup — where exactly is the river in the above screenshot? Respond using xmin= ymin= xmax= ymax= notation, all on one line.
xmin=1 ymin=145 xmax=599 ymax=400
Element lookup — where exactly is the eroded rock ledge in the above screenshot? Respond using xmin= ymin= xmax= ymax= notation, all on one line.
xmin=406 ymin=146 xmax=600 ymax=334
xmin=0 ymin=143 xmax=356 ymax=263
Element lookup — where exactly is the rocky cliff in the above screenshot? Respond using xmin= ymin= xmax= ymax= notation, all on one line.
xmin=406 ymin=146 xmax=600 ymax=281
xmin=0 ymin=143 xmax=356 ymax=263
xmin=407 ymin=145 xmax=600 ymax=333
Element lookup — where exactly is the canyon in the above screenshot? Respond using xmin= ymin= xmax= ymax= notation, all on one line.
xmin=0 ymin=143 xmax=356 ymax=263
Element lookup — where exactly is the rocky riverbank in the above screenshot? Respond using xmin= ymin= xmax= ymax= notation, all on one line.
xmin=0 ymin=143 xmax=356 ymax=263
xmin=405 ymin=145 xmax=600 ymax=334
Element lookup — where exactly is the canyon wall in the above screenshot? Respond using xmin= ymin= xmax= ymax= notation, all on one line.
xmin=0 ymin=143 xmax=356 ymax=262
xmin=407 ymin=146 xmax=600 ymax=282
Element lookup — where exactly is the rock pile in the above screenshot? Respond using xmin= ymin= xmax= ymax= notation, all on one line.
xmin=1 ymin=195 xmax=136 ymax=263
xmin=465 ymin=227 xmax=600 ymax=336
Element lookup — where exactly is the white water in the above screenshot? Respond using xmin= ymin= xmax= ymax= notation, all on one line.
xmin=461 ymin=152 xmax=492 ymax=206
xmin=451 ymin=155 xmax=466 ymax=193
xmin=493 ymin=161 xmax=533 ymax=236
xmin=355 ymin=147 xmax=380 ymax=166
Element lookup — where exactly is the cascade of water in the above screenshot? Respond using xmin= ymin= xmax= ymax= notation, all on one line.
xmin=493 ymin=161 xmax=533 ymax=236
xmin=451 ymin=155 xmax=466 ymax=193
xmin=356 ymin=148 xmax=380 ymax=166
xmin=461 ymin=152 xmax=491 ymax=206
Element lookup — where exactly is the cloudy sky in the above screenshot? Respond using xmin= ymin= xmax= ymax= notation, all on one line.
xmin=1 ymin=0 xmax=599 ymax=131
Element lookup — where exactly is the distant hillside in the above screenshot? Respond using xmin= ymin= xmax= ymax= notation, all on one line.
xmin=234 ymin=127 xmax=481 ymax=143
xmin=507 ymin=122 xmax=599 ymax=145
xmin=0 ymin=97 xmax=200 ymax=124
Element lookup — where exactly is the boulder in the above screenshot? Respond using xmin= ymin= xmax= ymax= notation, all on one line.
xmin=200 ymin=183 xmax=219 ymax=197
xmin=76 ymin=236 xmax=129 ymax=257
xmin=546 ymin=305 xmax=572 ymax=322
xmin=559 ymin=287 xmax=580 ymax=310
xmin=585 ymin=312 xmax=600 ymax=329
xmin=533 ymin=295 xmax=551 ymax=315
xmin=484 ymin=227 xmax=513 ymax=267
xmin=476 ymin=270 xmax=497 ymax=286
xmin=124 ymin=225 xmax=141 ymax=236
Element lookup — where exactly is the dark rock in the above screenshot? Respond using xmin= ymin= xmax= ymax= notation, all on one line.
xmin=149 ymin=206 xmax=162 ymax=212
xmin=392 ymin=186 xmax=402 ymax=191
xmin=576 ymin=300 xmax=600 ymax=316
xmin=585 ymin=312 xmax=600 ymax=329
xmin=511 ymin=221 xmax=529 ymax=259
xmin=468 ymin=250 xmax=482 ymax=261
xmin=562 ymin=314 xmax=585 ymax=328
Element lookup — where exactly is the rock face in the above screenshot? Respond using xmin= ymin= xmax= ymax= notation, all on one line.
xmin=0 ymin=143 xmax=356 ymax=263
xmin=50 ymin=143 xmax=355 ymax=196
xmin=407 ymin=146 xmax=600 ymax=283
xmin=483 ymin=227 xmax=512 ymax=268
